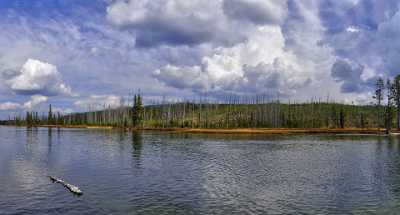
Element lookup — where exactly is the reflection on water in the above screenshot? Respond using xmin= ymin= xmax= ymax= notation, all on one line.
xmin=132 ymin=132 xmax=143 ymax=162
xmin=2 ymin=126 xmax=400 ymax=214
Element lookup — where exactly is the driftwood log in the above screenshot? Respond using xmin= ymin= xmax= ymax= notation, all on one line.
xmin=49 ymin=176 xmax=83 ymax=195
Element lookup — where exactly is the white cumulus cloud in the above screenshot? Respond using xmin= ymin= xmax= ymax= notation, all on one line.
xmin=7 ymin=59 xmax=73 ymax=96
xmin=23 ymin=95 xmax=48 ymax=109
xmin=106 ymin=0 xmax=289 ymax=47
xmin=154 ymin=23 xmax=329 ymax=97
xmin=0 ymin=95 xmax=48 ymax=111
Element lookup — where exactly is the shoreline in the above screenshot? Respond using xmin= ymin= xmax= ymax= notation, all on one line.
xmin=4 ymin=125 xmax=393 ymax=135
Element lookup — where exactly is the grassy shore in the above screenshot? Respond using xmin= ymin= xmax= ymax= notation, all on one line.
xmin=28 ymin=125 xmax=393 ymax=135
xmin=40 ymin=125 xmax=114 ymax=129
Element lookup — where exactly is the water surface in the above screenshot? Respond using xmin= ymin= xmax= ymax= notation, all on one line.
xmin=1 ymin=126 xmax=400 ymax=214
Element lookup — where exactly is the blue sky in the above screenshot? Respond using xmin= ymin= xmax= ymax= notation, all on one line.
xmin=0 ymin=0 xmax=399 ymax=118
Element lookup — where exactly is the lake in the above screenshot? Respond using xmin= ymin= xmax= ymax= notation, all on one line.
xmin=1 ymin=126 xmax=400 ymax=214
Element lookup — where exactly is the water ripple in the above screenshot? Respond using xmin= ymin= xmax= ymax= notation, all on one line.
xmin=1 ymin=127 xmax=400 ymax=214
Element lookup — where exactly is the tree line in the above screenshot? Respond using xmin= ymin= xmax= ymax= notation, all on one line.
xmin=372 ymin=75 xmax=400 ymax=133
xmin=2 ymin=76 xmax=400 ymax=132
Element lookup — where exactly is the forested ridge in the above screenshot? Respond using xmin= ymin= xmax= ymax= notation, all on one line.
xmin=3 ymin=76 xmax=400 ymax=132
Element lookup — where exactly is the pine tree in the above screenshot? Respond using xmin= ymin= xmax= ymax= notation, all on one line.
xmin=373 ymin=78 xmax=385 ymax=128
xmin=48 ymin=104 xmax=53 ymax=125
xmin=132 ymin=94 xmax=144 ymax=127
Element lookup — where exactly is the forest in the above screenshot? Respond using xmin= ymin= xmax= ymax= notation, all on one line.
xmin=2 ymin=76 xmax=400 ymax=133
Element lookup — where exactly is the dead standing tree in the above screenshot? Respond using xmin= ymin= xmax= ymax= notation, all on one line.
xmin=393 ymin=75 xmax=400 ymax=130
xmin=385 ymin=79 xmax=394 ymax=134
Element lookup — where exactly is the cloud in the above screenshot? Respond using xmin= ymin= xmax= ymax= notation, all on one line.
xmin=240 ymin=59 xmax=311 ymax=95
xmin=0 ymin=7 xmax=197 ymax=118
xmin=223 ymin=0 xmax=288 ymax=25
xmin=106 ymin=0 xmax=289 ymax=48
xmin=314 ymin=0 xmax=400 ymax=99
xmin=154 ymin=24 xmax=321 ymax=97
xmin=375 ymin=10 xmax=400 ymax=76
xmin=106 ymin=0 xmax=235 ymax=47
xmin=330 ymin=58 xmax=377 ymax=93
xmin=3 ymin=0 xmax=400 ymax=119
xmin=346 ymin=26 xmax=361 ymax=33
xmin=331 ymin=59 xmax=363 ymax=81
xmin=7 ymin=59 xmax=73 ymax=96
xmin=74 ymin=95 xmax=122 ymax=110
xmin=23 ymin=95 xmax=48 ymax=109
xmin=0 ymin=95 xmax=48 ymax=111
xmin=153 ymin=0 xmax=343 ymax=99
xmin=153 ymin=65 xmax=209 ymax=91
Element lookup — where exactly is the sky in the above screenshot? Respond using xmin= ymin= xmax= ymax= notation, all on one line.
xmin=0 ymin=0 xmax=399 ymax=118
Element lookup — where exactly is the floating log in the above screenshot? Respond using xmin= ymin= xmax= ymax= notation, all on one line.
xmin=49 ymin=176 xmax=83 ymax=195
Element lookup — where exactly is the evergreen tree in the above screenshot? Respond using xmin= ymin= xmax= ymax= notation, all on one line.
xmin=373 ymin=78 xmax=385 ymax=127
xmin=48 ymin=104 xmax=53 ymax=125
xmin=132 ymin=94 xmax=144 ymax=127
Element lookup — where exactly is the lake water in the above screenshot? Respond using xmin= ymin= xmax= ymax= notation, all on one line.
xmin=1 ymin=126 xmax=400 ymax=214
